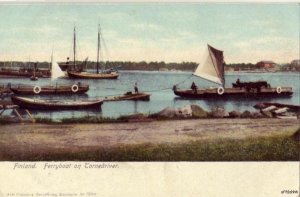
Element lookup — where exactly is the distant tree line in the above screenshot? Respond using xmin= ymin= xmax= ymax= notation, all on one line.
xmin=1 ymin=61 xmax=299 ymax=72
xmin=92 ymin=61 xmax=198 ymax=71
xmin=225 ymin=63 xmax=260 ymax=70
xmin=0 ymin=61 xmax=198 ymax=71
xmin=226 ymin=62 xmax=300 ymax=72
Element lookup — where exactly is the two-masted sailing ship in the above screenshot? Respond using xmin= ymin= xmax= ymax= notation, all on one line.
xmin=67 ymin=25 xmax=119 ymax=79
xmin=173 ymin=44 xmax=293 ymax=99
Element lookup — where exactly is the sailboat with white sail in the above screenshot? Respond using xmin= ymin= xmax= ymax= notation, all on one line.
xmin=67 ymin=25 xmax=119 ymax=79
xmin=173 ymin=44 xmax=293 ymax=99
xmin=51 ymin=54 xmax=65 ymax=80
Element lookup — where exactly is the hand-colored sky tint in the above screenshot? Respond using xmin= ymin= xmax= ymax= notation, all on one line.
xmin=0 ymin=3 xmax=298 ymax=63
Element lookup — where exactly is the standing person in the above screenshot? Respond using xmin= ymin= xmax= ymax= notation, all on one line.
xmin=134 ymin=82 xmax=139 ymax=94
xmin=191 ymin=81 xmax=197 ymax=93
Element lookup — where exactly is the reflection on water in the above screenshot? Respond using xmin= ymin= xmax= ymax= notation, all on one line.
xmin=0 ymin=71 xmax=299 ymax=120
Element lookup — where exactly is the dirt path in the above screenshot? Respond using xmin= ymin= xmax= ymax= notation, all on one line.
xmin=0 ymin=118 xmax=299 ymax=160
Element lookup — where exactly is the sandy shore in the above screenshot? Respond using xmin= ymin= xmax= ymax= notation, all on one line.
xmin=0 ymin=118 xmax=299 ymax=160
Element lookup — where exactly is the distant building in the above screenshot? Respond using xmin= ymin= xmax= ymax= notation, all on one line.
xmin=256 ymin=61 xmax=276 ymax=69
xmin=289 ymin=59 xmax=300 ymax=71
xmin=291 ymin=59 xmax=300 ymax=66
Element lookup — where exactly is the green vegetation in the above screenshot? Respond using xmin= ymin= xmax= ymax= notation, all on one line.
xmin=1 ymin=60 xmax=299 ymax=71
xmin=0 ymin=61 xmax=198 ymax=71
xmin=60 ymin=116 xmax=128 ymax=124
xmin=34 ymin=117 xmax=53 ymax=123
xmin=18 ymin=133 xmax=299 ymax=161
xmin=34 ymin=115 xmax=129 ymax=124
xmin=226 ymin=63 xmax=260 ymax=71
xmin=103 ymin=61 xmax=198 ymax=71
xmin=26 ymin=110 xmax=271 ymax=124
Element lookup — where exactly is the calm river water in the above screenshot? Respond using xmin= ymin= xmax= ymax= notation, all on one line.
xmin=1 ymin=71 xmax=299 ymax=120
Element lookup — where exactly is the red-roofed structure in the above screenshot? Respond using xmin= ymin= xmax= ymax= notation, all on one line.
xmin=256 ymin=61 xmax=276 ymax=68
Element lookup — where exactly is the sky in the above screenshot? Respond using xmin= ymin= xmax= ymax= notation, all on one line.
xmin=0 ymin=3 xmax=299 ymax=64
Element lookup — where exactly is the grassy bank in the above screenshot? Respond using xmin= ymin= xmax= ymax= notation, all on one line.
xmin=32 ymin=113 xmax=269 ymax=124
xmin=34 ymin=116 xmax=129 ymax=124
xmin=7 ymin=133 xmax=299 ymax=161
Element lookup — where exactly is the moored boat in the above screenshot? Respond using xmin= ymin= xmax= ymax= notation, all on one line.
xmin=10 ymin=83 xmax=89 ymax=95
xmin=11 ymin=96 xmax=103 ymax=110
xmin=67 ymin=71 xmax=119 ymax=79
xmin=10 ymin=56 xmax=87 ymax=95
xmin=173 ymin=86 xmax=293 ymax=99
xmin=29 ymin=62 xmax=39 ymax=81
xmin=0 ymin=67 xmax=50 ymax=78
xmin=30 ymin=76 xmax=38 ymax=81
xmin=173 ymin=44 xmax=293 ymax=99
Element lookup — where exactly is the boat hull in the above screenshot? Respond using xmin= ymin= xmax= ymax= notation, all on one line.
xmin=104 ymin=92 xmax=150 ymax=101
xmin=10 ymin=84 xmax=89 ymax=95
xmin=67 ymin=71 xmax=119 ymax=79
xmin=11 ymin=96 xmax=103 ymax=110
xmin=0 ymin=69 xmax=50 ymax=78
xmin=174 ymin=87 xmax=293 ymax=99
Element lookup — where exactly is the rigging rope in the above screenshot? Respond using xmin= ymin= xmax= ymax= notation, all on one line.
xmin=60 ymin=74 xmax=194 ymax=99
xmin=175 ymin=74 xmax=193 ymax=86
xmin=2 ymin=74 xmax=195 ymax=100
xmin=138 ymin=74 xmax=194 ymax=93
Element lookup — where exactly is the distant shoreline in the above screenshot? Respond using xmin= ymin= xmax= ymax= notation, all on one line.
xmin=0 ymin=66 xmax=299 ymax=74
xmin=1 ymin=61 xmax=299 ymax=73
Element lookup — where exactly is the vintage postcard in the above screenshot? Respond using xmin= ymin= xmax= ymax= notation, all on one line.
xmin=0 ymin=2 xmax=299 ymax=197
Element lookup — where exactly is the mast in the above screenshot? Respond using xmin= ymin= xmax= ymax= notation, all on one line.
xmin=96 ymin=24 xmax=100 ymax=74
xmin=73 ymin=26 xmax=76 ymax=71
xmin=33 ymin=62 xmax=36 ymax=77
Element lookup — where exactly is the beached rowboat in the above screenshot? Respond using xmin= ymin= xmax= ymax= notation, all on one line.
xmin=11 ymin=96 xmax=103 ymax=110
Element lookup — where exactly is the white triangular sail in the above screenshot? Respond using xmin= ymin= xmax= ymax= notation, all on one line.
xmin=51 ymin=55 xmax=65 ymax=80
xmin=193 ymin=44 xmax=225 ymax=86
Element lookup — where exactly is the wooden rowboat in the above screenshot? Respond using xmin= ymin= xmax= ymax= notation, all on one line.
xmin=11 ymin=96 xmax=103 ymax=110
xmin=104 ymin=92 xmax=150 ymax=101
xmin=10 ymin=83 xmax=89 ymax=95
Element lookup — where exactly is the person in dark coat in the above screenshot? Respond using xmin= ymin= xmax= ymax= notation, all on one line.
xmin=191 ymin=81 xmax=197 ymax=93
xmin=134 ymin=82 xmax=139 ymax=94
